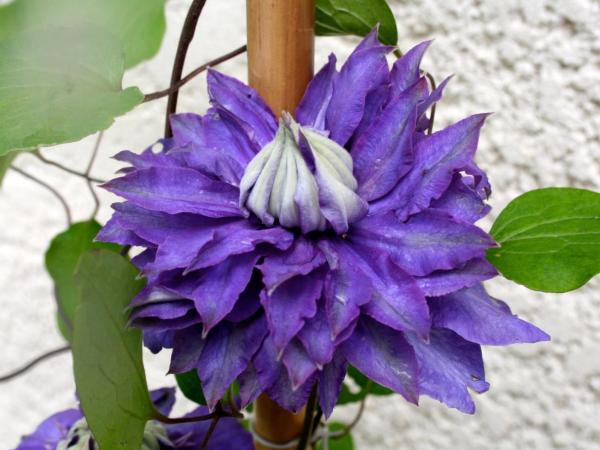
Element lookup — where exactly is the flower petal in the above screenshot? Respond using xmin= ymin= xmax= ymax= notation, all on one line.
xmin=429 ymin=284 xmax=550 ymax=345
xmin=416 ymin=258 xmax=497 ymax=297
xmin=282 ymin=338 xmax=319 ymax=390
xmin=371 ymin=114 xmax=489 ymax=219
xmin=296 ymin=54 xmax=337 ymax=129
xmin=261 ymin=270 xmax=324 ymax=355
xmin=325 ymin=32 xmax=392 ymax=146
xmin=430 ymin=174 xmax=491 ymax=223
xmin=207 ymin=69 xmax=277 ymax=147
xmin=103 ymin=167 xmax=242 ymax=218
xmin=342 ymin=316 xmax=419 ymax=403
xmin=298 ymin=302 xmax=335 ymax=368
xmin=352 ymin=209 xmax=495 ymax=276
xmin=196 ymin=315 xmax=268 ymax=409
xmin=405 ymin=328 xmax=489 ymax=414
xmin=318 ymin=353 xmax=348 ymax=418
xmin=352 ymin=79 xmax=427 ymax=201
xmin=259 ymin=236 xmax=326 ymax=293
xmin=390 ymin=41 xmax=432 ymax=96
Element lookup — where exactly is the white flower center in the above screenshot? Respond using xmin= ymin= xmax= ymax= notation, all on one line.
xmin=239 ymin=113 xmax=367 ymax=234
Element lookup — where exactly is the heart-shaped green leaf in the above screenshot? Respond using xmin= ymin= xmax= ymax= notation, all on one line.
xmin=0 ymin=0 xmax=166 ymax=69
xmin=488 ymin=187 xmax=600 ymax=292
xmin=45 ymin=221 xmax=120 ymax=341
xmin=316 ymin=0 xmax=398 ymax=45
xmin=0 ymin=26 xmax=144 ymax=157
xmin=73 ymin=249 xmax=154 ymax=450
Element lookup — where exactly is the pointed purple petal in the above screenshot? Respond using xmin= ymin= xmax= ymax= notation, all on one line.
xmin=325 ymin=34 xmax=392 ymax=146
xmin=342 ymin=316 xmax=419 ymax=403
xmin=169 ymin=326 xmax=205 ymax=374
xmin=405 ymin=328 xmax=489 ymax=414
xmin=103 ymin=167 xmax=242 ymax=218
xmin=430 ymin=174 xmax=491 ymax=223
xmin=430 ymin=284 xmax=550 ymax=345
xmin=296 ymin=54 xmax=337 ymax=129
xmin=261 ymin=271 xmax=324 ymax=355
xmin=207 ymin=70 xmax=277 ymax=147
xmin=352 ymin=209 xmax=495 ymax=276
xmin=237 ymin=364 xmax=262 ymax=408
xmin=318 ymin=353 xmax=348 ymax=418
xmin=258 ymin=236 xmax=326 ymax=293
xmin=416 ymin=258 xmax=497 ymax=297
xmin=197 ymin=315 xmax=268 ymax=409
xmin=372 ymin=114 xmax=489 ymax=218
xmin=352 ymin=79 xmax=427 ymax=201
xmin=390 ymin=41 xmax=432 ymax=96
xmin=282 ymin=339 xmax=319 ymax=390
xmin=298 ymin=302 xmax=335 ymax=368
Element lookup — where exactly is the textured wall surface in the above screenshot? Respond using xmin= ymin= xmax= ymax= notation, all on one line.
xmin=1 ymin=1 xmax=599 ymax=448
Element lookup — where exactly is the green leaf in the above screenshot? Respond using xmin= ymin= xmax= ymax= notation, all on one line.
xmin=316 ymin=0 xmax=398 ymax=45
xmin=488 ymin=187 xmax=600 ymax=292
xmin=0 ymin=0 xmax=166 ymax=69
xmin=0 ymin=151 xmax=17 ymax=186
xmin=72 ymin=249 xmax=154 ymax=450
xmin=175 ymin=370 xmax=207 ymax=406
xmin=45 ymin=221 xmax=120 ymax=341
xmin=347 ymin=366 xmax=393 ymax=396
xmin=0 ymin=26 xmax=144 ymax=157
xmin=316 ymin=422 xmax=354 ymax=450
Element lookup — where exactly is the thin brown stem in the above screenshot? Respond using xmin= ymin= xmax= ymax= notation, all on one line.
xmin=199 ymin=404 xmax=224 ymax=450
xmin=10 ymin=166 xmax=73 ymax=225
xmin=297 ymin=386 xmax=318 ymax=450
xmin=329 ymin=381 xmax=371 ymax=440
xmin=164 ymin=0 xmax=208 ymax=138
xmin=32 ymin=150 xmax=105 ymax=184
xmin=86 ymin=132 xmax=103 ymax=218
xmin=144 ymin=45 xmax=247 ymax=103
xmin=0 ymin=346 xmax=70 ymax=383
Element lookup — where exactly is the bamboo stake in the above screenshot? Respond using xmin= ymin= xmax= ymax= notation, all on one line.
xmin=247 ymin=1 xmax=315 ymax=449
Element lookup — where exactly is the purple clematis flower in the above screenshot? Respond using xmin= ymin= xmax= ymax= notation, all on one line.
xmin=15 ymin=389 xmax=253 ymax=450
xmin=98 ymin=29 xmax=549 ymax=416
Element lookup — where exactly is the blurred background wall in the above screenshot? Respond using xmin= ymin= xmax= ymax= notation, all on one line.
xmin=1 ymin=0 xmax=599 ymax=448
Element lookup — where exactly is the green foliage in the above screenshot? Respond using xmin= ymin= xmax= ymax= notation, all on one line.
xmin=72 ymin=249 xmax=154 ymax=450
xmin=0 ymin=0 xmax=166 ymax=69
xmin=0 ymin=152 xmax=17 ymax=186
xmin=0 ymin=26 xmax=144 ymax=157
xmin=175 ymin=370 xmax=207 ymax=406
xmin=316 ymin=422 xmax=355 ymax=450
xmin=488 ymin=187 xmax=600 ymax=292
xmin=45 ymin=221 xmax=120 ymax=341
xmin=316 ymin=0 xmax=398 ymax=45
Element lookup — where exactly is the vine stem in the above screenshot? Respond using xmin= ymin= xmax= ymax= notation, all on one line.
xmin=86 ymin=132 xmax=103 ymax=218
xmin=144 ymin=45 xmax=247 ymax=103
xmin=164 ymin=0 xmax=208 ymax=138
xmin=10 ymin=166 xmax=73 ymax=225
xmin=32 ymin=150 xmax=105 ymax=183
xmin=0 ymin=346 xmax=70 ymax=383
xmin=297 ymin=386 xmax=318 ymax=450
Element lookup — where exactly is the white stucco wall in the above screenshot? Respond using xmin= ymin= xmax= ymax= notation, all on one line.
xmin=1 ymin=0 xmax=599 ymax=448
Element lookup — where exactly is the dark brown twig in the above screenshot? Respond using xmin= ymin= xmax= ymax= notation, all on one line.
xmin=424 ymin=72 xmax=437 ymax=135
xmin=144 ymin=45 xmax=247 ymax=103
xmin=164 ymin=0 xmax=209 ymax=138
xmin=297 ymin=385 xmax=318 ymax=450
xmin=10 ymin=166 xmax=73 ymax=225
xmin=32 ymin=150 xmax=105 ymax=184
xmin=199 ymin=403 xmax=224 ymax=450
xmin=0 ymin=346 xmax=70 ymax=383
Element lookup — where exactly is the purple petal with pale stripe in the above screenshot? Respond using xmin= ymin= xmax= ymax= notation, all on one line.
xmin=342 ymin=316 xmax=419 ymax=403
xmin=197 ymin=315 xmax=268 ymax=409
xmin=430 ymin=174 xmax=491 ymax=223
xmin=261 ymin=271 xmax=324 ymax=355
xmin=352 ymin=209 xmax=495 ymax=276
xmin=429 ymin=284 xmax=550 ymax=345
xmin=416 ymin=258 xmax=497 ymax=297
xmin=207 ymin=70 xmax=277 ymax=147
xmin=390 ymin=41 xmax=431 ymax=96
xmin=282 ymin=339 xmax=319 ymax=390
xmin=405 ymin=328 xmax=489 ymax=414
xmin=371 ymin=114 xmax=489 ymax=218
xmin=103 ymin=167 xmax=242 ymax=218
xmin=298 ymin=302 xmax=335 ymax=367
xmin=352 ymin=80 xmax=427 ymax=201
xmin=325 ymin=33 xmax=392 ymax=145
xmin=296 ymin=54 xmax=337 ymax=129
